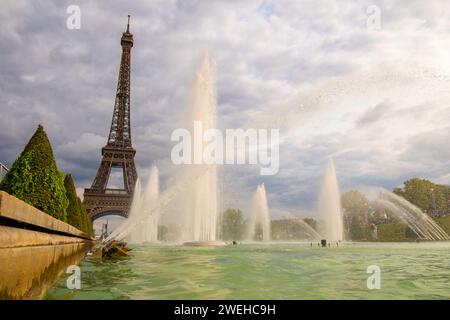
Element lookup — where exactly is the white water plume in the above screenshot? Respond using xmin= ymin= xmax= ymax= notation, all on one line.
xmin=106 ymin=166 xmax=160 ymax=243
xmin=318 ymin=159 xmax=344 ymax=242
xmin=293 ymin=219 xmax=322 ymax=241
xmin=128 ymin=166 xmax=160 ymax=243
xmin=166 ymin=54 xmax=219 ymax=242
xmin=373 ymin=191 xmax=449 ymax=241
xmin=247 ymin=183 xmax=271 ymax=241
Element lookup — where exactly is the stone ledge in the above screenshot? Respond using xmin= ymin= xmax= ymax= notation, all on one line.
xmin=0 ymin=225 xmax=89 ymax=249
xmin=0 ymin=191 xmax=90 ymax=239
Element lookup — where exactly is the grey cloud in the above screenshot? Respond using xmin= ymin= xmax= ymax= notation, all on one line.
xmin=357 ymin=100 xmax=392 ymax=126
xmin=2 ymin=0 xmax=450 ymax=218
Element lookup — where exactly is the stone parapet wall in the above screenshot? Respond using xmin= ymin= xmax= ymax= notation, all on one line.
xmin=0 ymin=191 xmax=90 ymax=239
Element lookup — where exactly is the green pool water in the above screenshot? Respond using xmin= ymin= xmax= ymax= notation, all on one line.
xmin=45 ymin=242 xmax=450 ymax=300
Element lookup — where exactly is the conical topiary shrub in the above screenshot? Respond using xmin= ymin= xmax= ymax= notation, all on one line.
xmin=0 ymin=124 xmax=68 ymax=221
xmin=77 ymin=197 xmax=93 ymax=237
xmin=64 ymin=174 xmax=82 ymax=229
xmin=85 ymin=206 xmax=93 ymax=236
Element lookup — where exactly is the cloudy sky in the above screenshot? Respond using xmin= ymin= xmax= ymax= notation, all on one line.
xmin=2 ymin=0 xmax=450 ymax=223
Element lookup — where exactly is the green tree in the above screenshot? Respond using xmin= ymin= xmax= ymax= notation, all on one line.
xmin=64 ymin=174 xmax=82 ymax=229
xmin=348 ymin=218 xmax=371 ymax=240
xmin=220 ymin=208 xmax=246 ymax=241
xmin=394 ymin=178 xmax=446 ymax=217
xmin=0 ymin=124 xmax=68 ymax=221
xmin=441 ymin=185 xmax=450 ymax=215
xmin=342 ymin=190 xmax=371 ymax=218
xmin=342 ymin=190 xmax=372 ymax=240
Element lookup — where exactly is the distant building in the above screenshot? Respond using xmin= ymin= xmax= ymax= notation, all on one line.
xmin=0 ymin=162 xmax=8 ymax=182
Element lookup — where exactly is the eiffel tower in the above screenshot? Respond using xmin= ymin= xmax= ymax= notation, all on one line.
xmin=84 ymin=16 xmax=138 ymax=221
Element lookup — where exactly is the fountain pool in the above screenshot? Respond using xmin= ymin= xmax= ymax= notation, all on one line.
xmin=45 ymin=241 xmax=450 ymax=299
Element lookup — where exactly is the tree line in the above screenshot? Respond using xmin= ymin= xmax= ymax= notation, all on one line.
xmin=191 ymin=178 xmax=450 ymax=242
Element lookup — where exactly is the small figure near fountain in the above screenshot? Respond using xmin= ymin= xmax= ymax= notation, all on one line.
xmin=318 ymin=240 xmax=341 ymax=248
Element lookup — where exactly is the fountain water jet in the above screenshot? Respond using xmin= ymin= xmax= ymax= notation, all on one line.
xmin=105 ymin=179 xmax=142 ymax=242
xmin=105 ymin=166 xmax=161 ymax=243
xmin=247 ymin=183 xmax=271 ymax=241
xmin=108 ymin=56 xmax=223 ymax=246
xmin=373 ymin=191 xmax=450 ymax=241
xmin=318 ymin=159 xmax=344 ymax=242
xmin=293 ymin=219 xmax=322 ymax=241
xmin=128 ymin=165 xmax=160 ymax=243
xmin=175 ymin=54 xmax=222 ymax=245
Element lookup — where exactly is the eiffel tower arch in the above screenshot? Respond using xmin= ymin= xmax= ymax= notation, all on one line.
xmin=84 ymin=16 xmax=138 ymax=221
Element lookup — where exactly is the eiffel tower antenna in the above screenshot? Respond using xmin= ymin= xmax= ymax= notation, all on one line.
xmin=83 ymin=17 xmax=138 ymax=221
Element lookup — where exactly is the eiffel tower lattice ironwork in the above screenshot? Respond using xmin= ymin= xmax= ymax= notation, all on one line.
xmin=84 ymin=16 xmax=138 ymax=221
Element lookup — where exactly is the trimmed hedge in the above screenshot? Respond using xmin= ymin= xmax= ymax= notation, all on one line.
xmin=376 ymin=222 xmax=410 ymax=241
xmin=436 ymin=216 xmax=450 ymax=235
xmin=377 ymin=217 xmax=450 ymax=241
